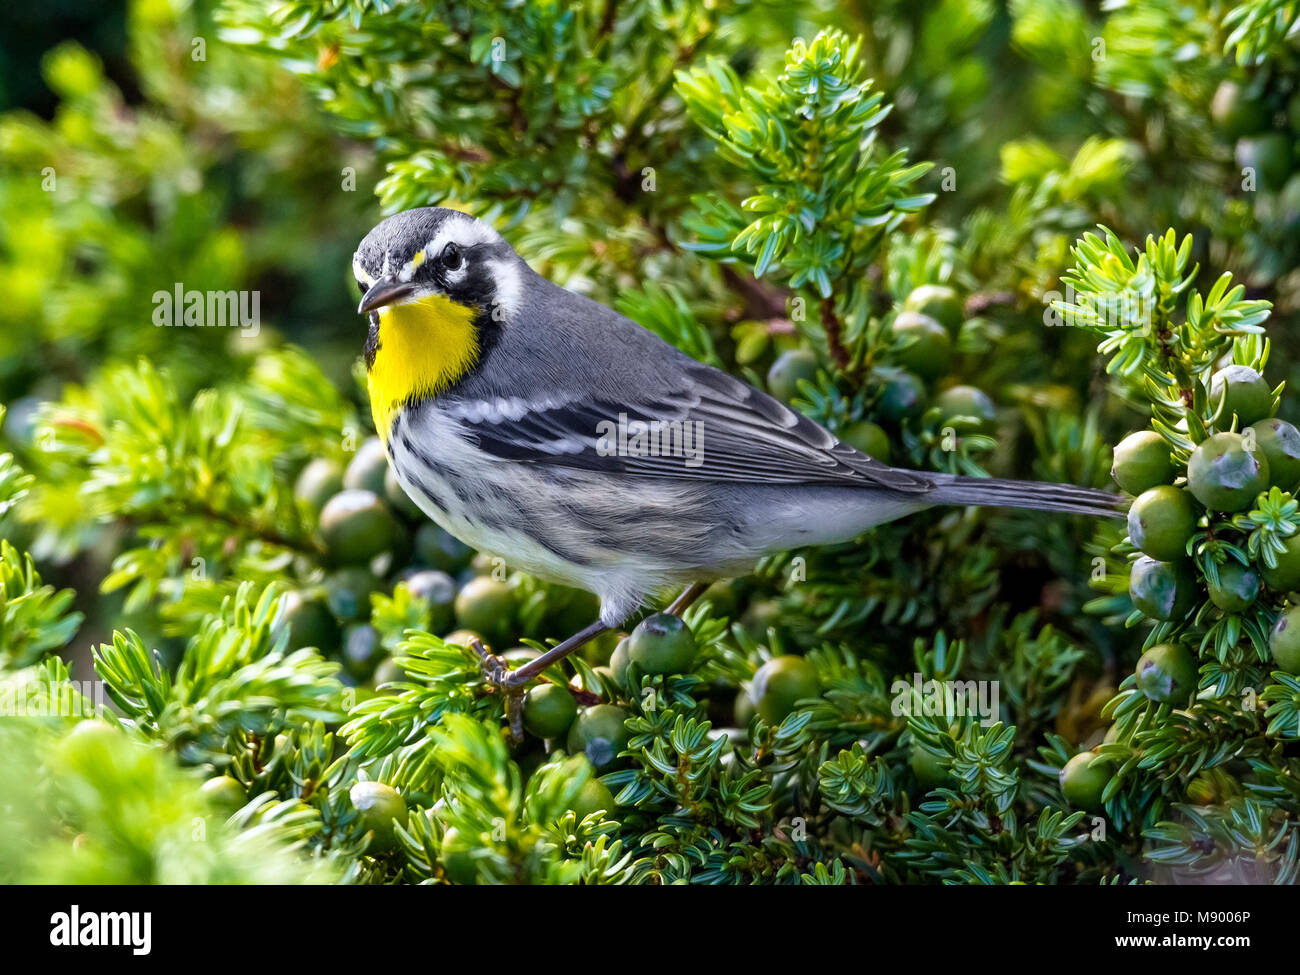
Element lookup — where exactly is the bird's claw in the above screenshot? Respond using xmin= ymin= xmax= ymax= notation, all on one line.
xmin=469 ymin=637 xmax=524 ymax=688
xmin=469 ymin=637 xmax=527 ymax=743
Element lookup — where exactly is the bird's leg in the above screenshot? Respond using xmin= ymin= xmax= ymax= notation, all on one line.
xmin=473 ymin=619 xmax=610 ymax=742
xmin=476 ymin=584 xmax=707 ymax=734
xmin=474 ymin=623 xmax=608 ymax=743
xmin=494 ymin=583 xmax=705 ymax=684
xmin=666 ymin=581 xmax=708 ymax=616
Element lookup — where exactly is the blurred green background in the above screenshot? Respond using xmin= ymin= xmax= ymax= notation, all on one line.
xmin=2 ymin=0 xmax=1300 ymax=885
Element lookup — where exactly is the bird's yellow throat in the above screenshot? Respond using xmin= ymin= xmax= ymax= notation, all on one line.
xmin=366 ymin=294 xmax=479 ymax=440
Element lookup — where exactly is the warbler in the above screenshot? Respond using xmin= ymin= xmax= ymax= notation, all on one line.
xmin=353 ymin=206 xmax=1122 ymax=687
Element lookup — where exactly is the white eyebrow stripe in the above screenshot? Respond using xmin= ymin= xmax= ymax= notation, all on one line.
xmin=424 ymin=215 xmax=499 ymax=257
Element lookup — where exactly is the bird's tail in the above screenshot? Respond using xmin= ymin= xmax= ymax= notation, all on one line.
xmin=926 ymin=473 xmax=1126 ymax=518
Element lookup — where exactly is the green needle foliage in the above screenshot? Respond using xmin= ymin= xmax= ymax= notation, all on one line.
xmin=0 ymin=541 xmax=82 ymax=671
xmin=4 ymin=0 xmax=1300 ymax=885
xmin=678 ymin=31 xmax=933 ymax=304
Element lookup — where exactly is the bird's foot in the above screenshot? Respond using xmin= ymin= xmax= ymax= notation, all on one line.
xmin=469 ymin=637 xmax=526 ymax=742
xmin=469 ymin=636 xmax=511 ymax=684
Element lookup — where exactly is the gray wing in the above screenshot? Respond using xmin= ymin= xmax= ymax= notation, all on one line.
xmin=444 ymin=356 xmax=933 ymax=494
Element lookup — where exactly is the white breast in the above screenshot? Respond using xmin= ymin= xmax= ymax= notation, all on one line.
xmin=385 ymin=404 xmax=663 ymax=625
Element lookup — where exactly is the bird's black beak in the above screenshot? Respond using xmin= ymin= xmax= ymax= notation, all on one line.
xmin=358 ymin=278 xmax=418 ymax=315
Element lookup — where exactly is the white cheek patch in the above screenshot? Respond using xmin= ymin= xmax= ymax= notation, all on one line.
xmin=487 ymin=257 xmax=522 ymax=322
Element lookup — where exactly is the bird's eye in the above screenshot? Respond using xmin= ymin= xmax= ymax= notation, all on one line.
xmin=441 ymin=242 xmax=463 ymax=271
